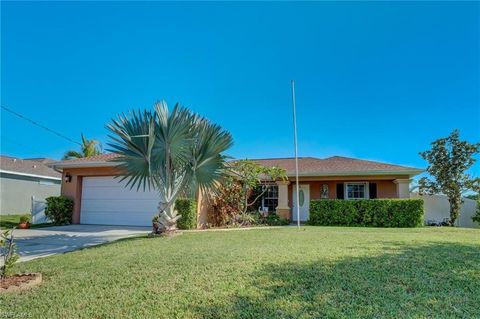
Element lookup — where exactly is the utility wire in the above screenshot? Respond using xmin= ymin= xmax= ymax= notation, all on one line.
xmin=1 ymin=105 xmax=81 ymax=146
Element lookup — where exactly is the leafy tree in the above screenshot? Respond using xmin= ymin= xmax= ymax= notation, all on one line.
xmin=464 ymin=193 xmax=479 ymax=200
xmin=63 ymin=134 xmax=102 ymax=159
xmin=419 ymin=130 xmax=480 ymax=225
xmin=210 ymin=160 xmax=287 ymax=225
xmin=230 ymin=160 xmax=287 ymax=214
xmin=107 ymin=101 xmax=233 ymax=233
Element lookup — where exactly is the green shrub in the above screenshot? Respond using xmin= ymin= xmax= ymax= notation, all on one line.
xmin=176 ymin=198 xmax=197 ymax=230
xmin=19 ymin=214 xmax=31 ymax=224
xmin=1 ymin=229 xmax=19 ymax=278
xmin=229 ymin=212 xmax=261 ymax=227
xmin=45 ymin=196 xmax=74 ymax=225
xmin=265 ymin=213 xmax=290 ymax=226
xmin=309 ymin=199 xmax=424 ymax=228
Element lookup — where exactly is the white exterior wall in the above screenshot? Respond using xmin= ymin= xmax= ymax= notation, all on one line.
xmin=411 ymin=192 xmax=479 ymax=228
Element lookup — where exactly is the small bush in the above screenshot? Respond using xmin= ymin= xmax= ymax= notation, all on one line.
xmin=265 ymin=213 xmax=290 ymax=226
xmin=176 ymin=198 xmax=197 ymax=230
xmin=309 ymin=199 xmax=424 ymax=228
xmin=227 ymin=212 xmax=261 ymax=227
xmin=45 ymin=196 xmax=74 ymax=225
xmin=1 ymin=229 xmax=19 ymax=278
xmin=19 ymin=214 xmax=31 ymax=224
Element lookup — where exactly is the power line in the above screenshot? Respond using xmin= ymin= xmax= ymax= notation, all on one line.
xmin=1 ymin=105 xmax=81 ymax=146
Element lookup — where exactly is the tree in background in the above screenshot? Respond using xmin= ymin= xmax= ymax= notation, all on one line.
xmin=63 ymin=134 xmax=102 ymax=159
xmin=464 ymin=193 xmax=479 ymax=201
xmin=419 ymin=129 xmax=480 ymax=226
xmin=107 ymin=101 xmax=233 ymax=234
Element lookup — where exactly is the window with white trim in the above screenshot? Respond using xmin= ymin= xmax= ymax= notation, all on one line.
xmin=345 ymin=182 xmax=369 ymax=200
xmin=261 ymin=185 xmax=278 ymax=212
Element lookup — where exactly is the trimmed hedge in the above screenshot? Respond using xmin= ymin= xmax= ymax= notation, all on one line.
xmin=176 ymin=198 xmax=197 ymax=230
xmin=308 ymin=199 xmax=424 ymax=227
xmin=45 ymin=196 xmax=74 ymax=225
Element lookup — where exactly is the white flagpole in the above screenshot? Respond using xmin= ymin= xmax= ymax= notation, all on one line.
xmin=291 ymin=80 xmax=300 ymax=228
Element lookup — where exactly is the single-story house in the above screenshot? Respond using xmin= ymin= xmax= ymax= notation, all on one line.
xmin=50 ymin=154 xmax=423 ymax=227
xmin=0 ymin=155 xmax=61 ymax=215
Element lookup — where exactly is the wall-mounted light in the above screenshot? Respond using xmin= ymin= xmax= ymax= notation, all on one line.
xmin=65 ymin=173 xmax=72 ymax=183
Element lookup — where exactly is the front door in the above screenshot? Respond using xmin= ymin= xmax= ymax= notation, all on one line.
xmin=292 ymin=184 xmax=310 ymax=221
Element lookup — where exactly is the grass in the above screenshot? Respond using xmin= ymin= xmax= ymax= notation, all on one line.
xmin=0 ymin=214 xmax=52 ymax=229
xmin=1 ymin=227 xmax=479 ymax=318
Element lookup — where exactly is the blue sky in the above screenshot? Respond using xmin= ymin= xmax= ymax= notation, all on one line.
xmin=1 ymin=2 xmax=479 ymax=173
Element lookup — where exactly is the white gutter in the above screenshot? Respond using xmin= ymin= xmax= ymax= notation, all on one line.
xmin=0 ymin=169 xmax=62 ymax=181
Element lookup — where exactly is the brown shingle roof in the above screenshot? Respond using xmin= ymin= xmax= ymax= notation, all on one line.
xmin=0 ymin=155 xmax=61 ymax=179
xmin=51 ymin=153 xmax=422 ymax=177
xmin=251 ymin=156 xmax=422 ymax=176
xmin=55 ymin=153 xmax=120 ymax=163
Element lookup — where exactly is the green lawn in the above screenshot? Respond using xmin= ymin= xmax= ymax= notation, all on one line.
xmin=0 ymin=214 xmax=52 ymax=229
xmin=2 ymin=227 xmax=479 ymax=318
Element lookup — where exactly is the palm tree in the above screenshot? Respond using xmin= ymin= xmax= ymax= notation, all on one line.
xmin=63 ymin=134 xmax=102 ymax=160
xmin=107 ymin=101 xmax=233 ymax=233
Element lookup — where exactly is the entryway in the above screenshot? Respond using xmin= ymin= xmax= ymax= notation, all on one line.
xmin=292 ymin=184 xmax=310 ymax=222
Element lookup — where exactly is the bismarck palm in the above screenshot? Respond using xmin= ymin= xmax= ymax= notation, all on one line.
xmin=107 ymin=101 xmax=233 ymax=232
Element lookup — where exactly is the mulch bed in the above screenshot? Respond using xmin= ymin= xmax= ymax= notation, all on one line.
xmin=0 ymin=273 xmax=42 ymax=293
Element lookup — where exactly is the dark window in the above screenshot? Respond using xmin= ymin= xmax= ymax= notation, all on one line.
xmin=369 ymin=183 xmax=377 ymax=199
xmin=261 ymin=185 xmax=278 ymax=212
xmin=336 ymin=183 xmax=344 ymax=199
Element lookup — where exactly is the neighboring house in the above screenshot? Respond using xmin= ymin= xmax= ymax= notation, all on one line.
xmin=50 ymin=154 xmax=423 ymax=227
xmin=0 ymin=155 xmax=61 ymax=215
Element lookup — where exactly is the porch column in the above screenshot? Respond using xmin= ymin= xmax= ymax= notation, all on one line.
xmin=276 ymin=180 xmax=291 ymax=219
xmin=394 ymin=179 xmax=411 ymax=198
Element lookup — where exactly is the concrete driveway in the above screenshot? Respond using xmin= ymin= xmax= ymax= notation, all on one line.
xmin=11 ymin=225 xmax=150 ymax=262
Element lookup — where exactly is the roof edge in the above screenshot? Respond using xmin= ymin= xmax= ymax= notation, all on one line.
xmin=287 ymin=169 xmax=424 ymax=178
xmin=0 ymin=169 xmax=62 ymax=180
xmin=50 ymin=161 xmax=120 ymax=169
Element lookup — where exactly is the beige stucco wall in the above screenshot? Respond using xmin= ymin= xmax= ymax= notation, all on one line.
xmin=284 ymin=176 xmax=410 ymax=220
xmin=61 ymin=166 xmax=210 ymax=227
xmin=1 ymin=173 xmax=60 ymax=215
xmin=59 ymin=166 xmax=412 ymax=226
xmin=196 ymin=189 xmax=211 ymax=228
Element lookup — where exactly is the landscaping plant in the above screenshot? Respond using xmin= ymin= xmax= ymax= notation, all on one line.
xmin=44 ymin=196 xmax=74 ymax=225
xmin=209 ymin=177 xmax=245 ymax=226
xmin=19 ymin=215 xmax=30 ymax=224
xmin=230 ymin=160 xmax=287 ymax=215
xmin=265 ymin=213 xmax=290 ymax=226
xmin=175 ymin=198 xmax=197 ymax=230
xmin=308 ymin=199 xmax=424 ymax=227
xmin=419 ymin=130 xmax=480 ymax=226
xmin=0 ymin=229 xmax=19 ymax=278
xmin=210 ymin=160 xmax=287 ymax=226
xmin=107 ymin=101 xmax=233 ymax=234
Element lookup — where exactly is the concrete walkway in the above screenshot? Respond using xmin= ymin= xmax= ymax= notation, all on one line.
xmin=11 ymin=225 xmax=150 ymax=262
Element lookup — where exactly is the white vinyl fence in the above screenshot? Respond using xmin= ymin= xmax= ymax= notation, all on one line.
xmin=31 ymin=196 xmax=51 ymax=224
xmin=411 ymin=193 xmax=479 ymax=228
